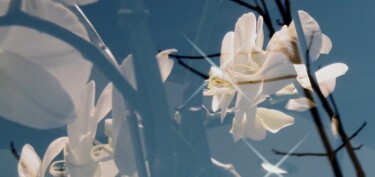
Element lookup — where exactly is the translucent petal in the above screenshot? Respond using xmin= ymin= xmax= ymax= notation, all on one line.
xmin=220 ymin=32 xmax=235 ymax=68
xmin=220 ymin=94 xmax=235 ymax=122
xmin=99 ymin=160 xmax=119 ymax=177
xmin=261 ymin=162 xmax=287 ymax=174
xmin=234 ymin=13 xmax=256 ymax=68
xmin=0 ymin=0 xmax=92 ymax=107
xmin=257 ymin=107 xmax=294 ymax=133
xmin=120 ymin=55 xmax=137 ymax=90
xmin=255 ymin=16 xmax=264 ymax=49
xmin=286 ymin=97 xmax=316 ymax=112
xmin=156 ymin=49 xmax=176 ymax=82
xmin=18 ymin=144 xmax=41 ymax=177
xmin=94 ymin=83 xmax=113 ymax=123
xmin=243 ymin=108 xmax=267 ymax=141
xmin=39 ymin=137 xmax=68 ymax=177
xmin=112 ymin=89 xmax=137 ymax=176
xmin=0 ymin=50 xmax=75 ymax=129
xmin=320 ymin=34 xmax=332 ymax=54
xmin=211 ymin=94 xmax=221 ymax=112
xmin=298 ymin=10 xmax=322 ymax=61
xmin=61 ymin=0 xmax=99 ymax=5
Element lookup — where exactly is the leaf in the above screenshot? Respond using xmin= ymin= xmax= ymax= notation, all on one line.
xmin=0 ymin=49 xmax=76 ymax=129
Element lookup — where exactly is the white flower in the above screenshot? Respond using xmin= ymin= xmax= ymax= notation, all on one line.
xmin=0 ymin=0 xmax=93 ymax=128
xmin=18 ymin=137 xmax=68 ymax=177
xmin=65 ymin=81 xmax=113 ymax=177
xmin=156 ymin=49 xmax=176 ymax=82
xmin=205 ymin=12 xmax=297 ymax=141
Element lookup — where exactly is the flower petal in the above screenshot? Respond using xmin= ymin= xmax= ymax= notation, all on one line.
xmin=286 ymin=97 xmax=316 ymax=112
xmin=18 ymin=144 xmax=41 ymax=177
xmin=261 ymin=162 xmax=287 ymax=174
xmin=94 ymin=83 xmax=113 ymax=123
xmin=156 ymin=49 xmax=176 ymax=82
xmin=320 ymin=34 xmax=332 ymax=54
xmin=120 ymin=55 xmax=137 ymax=90
xmin=0 ymin=50 xmax=75 ymax=129
xmin=255 ymin=16 xmax=264 ymax=49
xmin=211 ymin=94 xmax=221 ymax=112
xmin=220 ymin=94 xmax=235 ymax=122
xmin=298 ymin=10 xmax=322 ymax=61
xmin=39 ymin=137 xmax=68 ymax=177
xmin=220 ymin=32 xmax=235 ymax=68
xmin=257 ymin=107 xmax=294 ymax=133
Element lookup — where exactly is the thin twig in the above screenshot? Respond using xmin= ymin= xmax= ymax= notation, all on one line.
xmin=272 ymin=122 xmax=367 ymax=157
xmin=10 ymin=142 xmax=20 ymax=160
xmin=169 ymin=52 xmax=220 ymax=60
xmin=177 ymin=59 xmax=209 ymax=79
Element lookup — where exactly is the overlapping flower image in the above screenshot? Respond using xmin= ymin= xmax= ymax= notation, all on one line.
xmin=0 ymin=0 xmax=359 ymax=176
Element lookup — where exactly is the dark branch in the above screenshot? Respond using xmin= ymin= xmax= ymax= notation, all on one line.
xmin=10 ymin=142 xmax=20 ymax=160
xmin=177 ymin=59 xmax=209 ymax=79
xmin=169 ymin=52 xmax=220 ymax=60
xmin=272 ymin=122 xmax=367 ymax=157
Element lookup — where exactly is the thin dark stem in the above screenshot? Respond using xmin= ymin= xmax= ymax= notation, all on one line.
xmin=10 ymin=142 xmax=20 ymax=160
xmin=177 ymin=59 xmax=209 ymax=79
xmin=272 ymin=122 xmax=367 ymax=157
xmin=229 ymin=0 xmax=259 ymax=11
xmin=169 ymin=52 xmax=220 ymax=60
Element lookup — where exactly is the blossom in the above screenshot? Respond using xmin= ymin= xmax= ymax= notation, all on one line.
xmin=278 ymin=11 xmax=349 ymax=111
xmin=0 ymin=0 xmax=93 ymax=128
xmin=204 ymin=12 xmax=296 ymax=141
xmin=65 ymin=81 xmax=113 ymax=177
xmin=18 ymin=137 xmax=68 ymax=177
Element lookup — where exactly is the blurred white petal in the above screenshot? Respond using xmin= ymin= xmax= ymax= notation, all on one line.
xmin=156 ymin=49 xmax=176 ymax=82
xmin=120 ymin=55 xmax=137 ymax=90
xmin=39 ymin=137 xmax=68 ymax=177
xmin=234 ymin=13 xmax=256 ymax=69
xmin=257 ymin=108 xmax=294 ymax=133
xmin=60 ymin=0 xmax=99 ymax=6
xmin=298 ymin=10 xmax=322 ymax=61
xmin=220 ymin=32 xmax=235 ymax=68
xmin=94 ymin=83 xmax=113 ymax=123
xmin=212 ymin=94 xmax=221 ymax=112
xmin=0 ymin=50 xmax=75 ymax=129
xmin=220 ymin=94 xmax=235 ymax=122
xmin=261 ymin=162 xmax=287 ymax=174
xmin=321 ymin=34 xmax=332 ymax=54
xmin=286 ymin=97 xmax=316 ymax=112
xmin=18 ymin=144 xmax=41 ymax=177
xmin=255 ymin=16 xmax=264 ymax=49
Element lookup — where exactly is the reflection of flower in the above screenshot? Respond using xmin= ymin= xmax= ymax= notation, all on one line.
xmin=0 ymin=0 xmax=92 ymax=128
xmin=65 ymin=81 xmax=113 ymax=177
xmin=204 ymin=12 xmax=296 ymax=141
xmin=279 ymin=11 xmax=349 ymax=112
xmin=18 ymin=137 xmax=68 ymax=177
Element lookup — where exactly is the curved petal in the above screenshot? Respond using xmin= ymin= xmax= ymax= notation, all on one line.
xmin=156 ymin=49 xmax=176 ymax=82
xmin=94 ymin=83 xmax=113 ymax=123
xmin=0 ymin=50 xmax=75 ymax=129
xmin=261 ymin=162 xmax=287 ymax=174
xmin=320 ymin=34 xmax=332 ymax=54
xmin=211 ymin=94 xmax=221 ymax=112
xmin=99 ymin=160 xmax=119 ymax=177
xmin=18 ymin=144 xmax=41 ymax=177
xmin=243 ymin=108 xmax=267 ymax=141
xmin=220 ymin=93 xmax=235 ymax=122
xmin=286 ymin=97 xmax=316 ymax=112
xmin=234 ymin=13 xmax=257 ymax=71
xmin=120 ymin=55 xmax=137 ymax=90
xmin=220 ymin=32 xmax=235 ymax=68
xmin=255 ymin=16 xmax=264 ymax=49
xmin=298 ymin=10 xmax=322 ymax=61
xmin=39 ymin=137 xmax=68 ymax=177
xmin=257 ymin=108 xmax=294 ymax=133
xmin=0 ymin=0 xmax=92 ymax=107
xmin=61 ymin=0 xmax=99 ymax=6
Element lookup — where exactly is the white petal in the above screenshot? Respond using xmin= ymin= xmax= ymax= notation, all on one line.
xmin=243 ymin=108 xmax=267 ymax=141
xmin=18 ymin=144 xmax=41 ymax=177
xmin=120 ymin=55 xmax=137 ymax=90
xmin=234 ymin=13 xmax=257 ymax=69
xmin=112 ymin=89 xmax=137 ymax=175
xmin=0 ymin=0 xmax=92 ymax=108
xmin=257 ymin=108 xmax=294 ymax=133
xmin=286 ymin=97 xmax=316 ymax=111
xmin=61 ymin=0 xmax=99 ymax=5
xmin=316 ymin=63 xmax=348 ymax=96
xmin=211 ymin=94 xmax=221 ymax=112
xmin=220 ymin=32 xmax=235 ymax=68
xmin=94 ymin=83 xmax=113 ymax=123
xmin=156 ymin=49 xmax=176 ymax=82
xmin=0 ymin=50 xmax=75 ymax=129
xmin=255 ymin=16 xmax=264 ymax=49
xmin=298 ymin=10 xmax=322 ymax=61
xmin=261 ymin=162 xmax=287 ymax=174
xmin=99 ymin=160 xmax=119 ymax=177
xmin=39 ymin=137 xmax=68 ymax=177
xmin=320 ymin=34 xmax=332 ymax=54
xmin=220 ymin=94 xmax=235 ymax=122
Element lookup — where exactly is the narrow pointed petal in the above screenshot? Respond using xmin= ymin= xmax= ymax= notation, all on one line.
xmin=0 ymin=50 xmax=75 ymax=129
xmin=298 ymin=10 xmax=322 ymax=61
xmin=212 ymin=94 xmax=222 ymax=112
xmin=120 ymin=55 xmax=137 ymax=90
xmin=39 ymin=137 xmax=68 ymax=177
xmin=156 ymin=49 xmax=176 ymax=82
xmin=112 ymin=89 xmax=137 ymax=176
xmin=320 ymin=34 xmax=332 ymax=54
xmin=220 ymin=32 xmax=235 ymax=68
xmin=286 ymin=97 xmax=316 ymax=111
xmin=257 ymin=108 xmax=294 ymax=133
xmin=220 ymin=94 xmax=235 ymax=122
xmin=255 ymin=16 xmax=264 ymax=49
xmin=94 ymin=83 xmax=113 ymax=123
xmin=234 ymin=13 xmax=257 ymax=68
xmin=18 ymin=144 xmax=41 ymax=177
